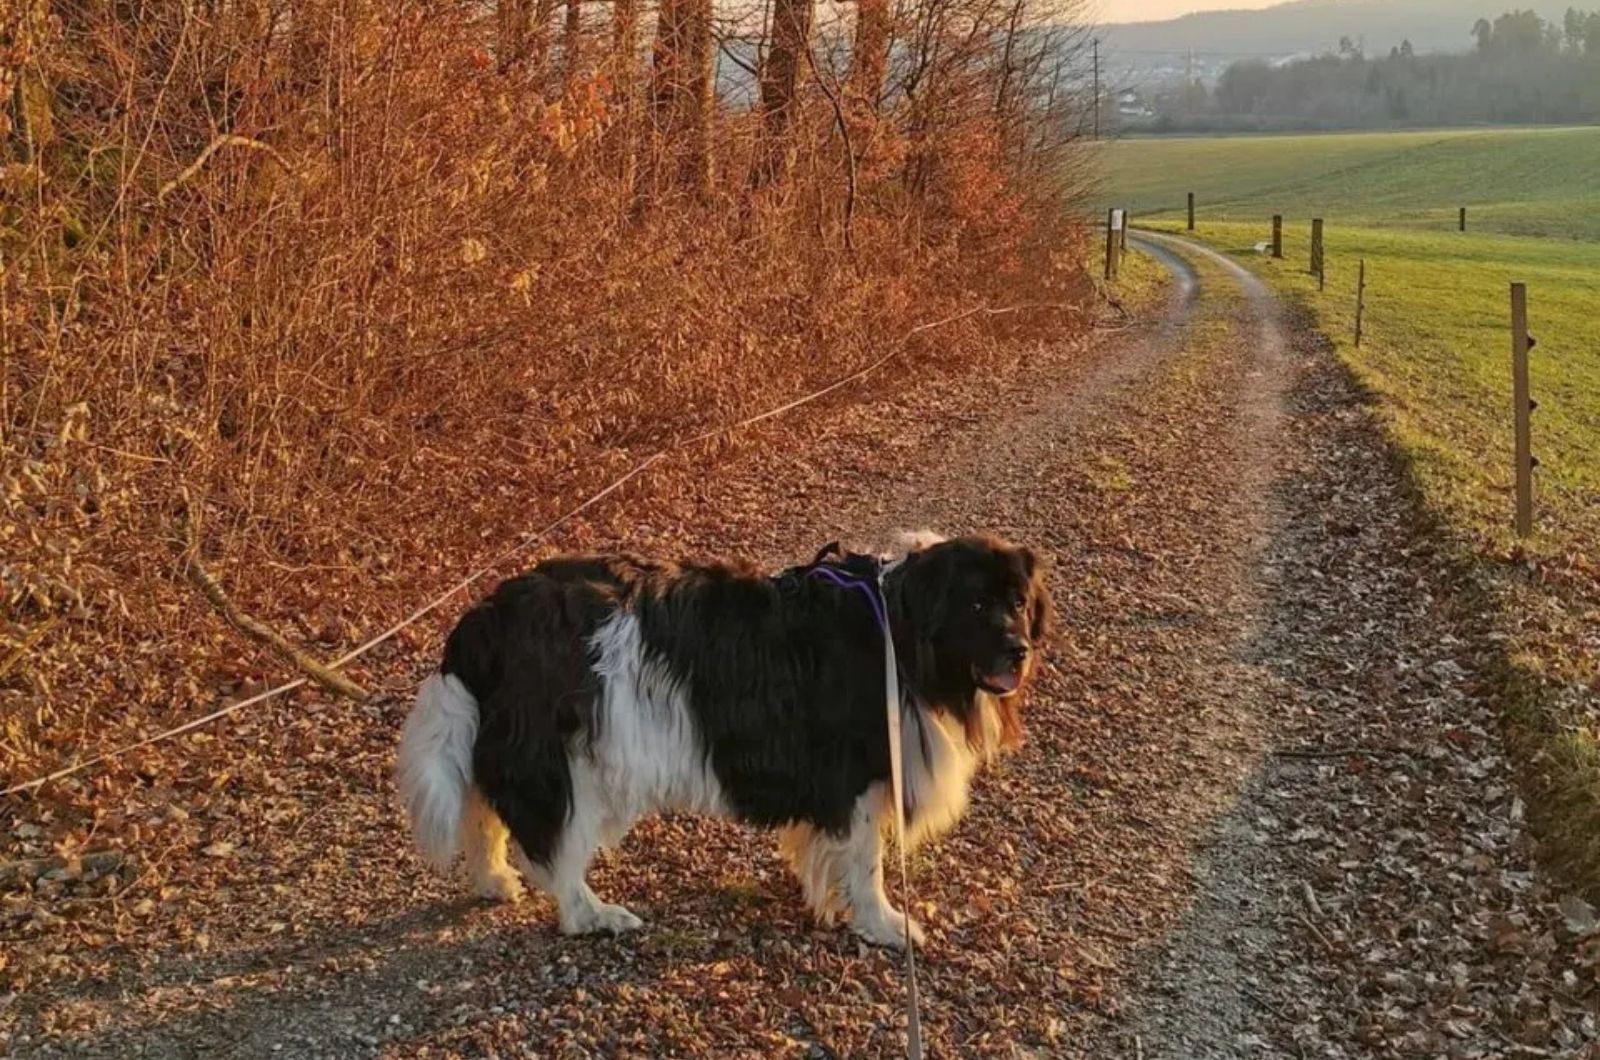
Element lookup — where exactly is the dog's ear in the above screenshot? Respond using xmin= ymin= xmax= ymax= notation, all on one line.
xmin=895 ymin=545 xmax=955 ymax=631
xmin=1021 ymin=547 xmax=1054 ymax=644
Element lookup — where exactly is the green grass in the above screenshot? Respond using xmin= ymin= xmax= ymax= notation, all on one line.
xmin=1155 ymin=221 xmax=1600 ymax=553
xmin=1102 ymin=127 xmax=1600 ymax=241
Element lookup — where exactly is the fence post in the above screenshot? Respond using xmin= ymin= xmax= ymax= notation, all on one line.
xmin=1105 ymin=208 xmax=1118 ymax=282
xmin=1272 ymin=215 xmax=1283 ymax=259
xmin=1460 ymin=207 xmax=1468 ymax=233
xmin=1354 ymin=259 xmax=1366 ymax=348
xmin=1311 ymin=218 xmax=1324 ymax=290
xmin=1121 ymin=209 xmax=1130 ymax=252
xmin=1187 ymin=193 xmax=1196 ymax=231
xmin=1511 ymin=283 xmax=1535 ymax=537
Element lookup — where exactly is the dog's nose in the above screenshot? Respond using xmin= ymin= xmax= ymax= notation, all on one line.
xmin=1004 ymin=638 xmax=1029 ymax=665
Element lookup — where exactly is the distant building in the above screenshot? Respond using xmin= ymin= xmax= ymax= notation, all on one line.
xmin=1116 ymin=89 xmax=1155 ymax=118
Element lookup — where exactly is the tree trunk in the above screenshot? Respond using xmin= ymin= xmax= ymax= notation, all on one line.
xmin=846 ymin=0 xmax=890 ymax=116
xmin=751 ymin=0 xmax=814 ymax=187
xmin=612 ymin=0 xmax=637 ymax=71
xmin=563 ymin=0 xmax=582 ymax=84
xmin=612 ymin=0 xmax=640 ymax=194
xmin=6 ymin=0 xmax=55 ymax=163
xmin=650 ymin=0 xmax=714 ymax=194
xmin=498 ymin=0 xmax=531 ymax=69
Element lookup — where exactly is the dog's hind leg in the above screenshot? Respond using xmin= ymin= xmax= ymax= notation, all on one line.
xmin=462 ymin=787 xmax=523 ymax=902
xmin=505 ymin=759 xmax=644 ymax=936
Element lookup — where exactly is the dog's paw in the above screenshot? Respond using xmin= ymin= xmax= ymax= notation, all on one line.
xmin=561 ymin=902 xmax=645 ymax=936
xmin=471 ymin=869 xmax=525 ymax=903
xmin=851 ymin=908 xmax=925 ymax=950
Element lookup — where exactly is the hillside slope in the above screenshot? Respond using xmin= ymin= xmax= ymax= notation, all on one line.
xmin=1103 ymin=0 xmax=1571 ymax=59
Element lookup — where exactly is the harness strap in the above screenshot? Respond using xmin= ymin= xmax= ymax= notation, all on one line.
xmin=804 ymin=560 xmax=924 ymax=1060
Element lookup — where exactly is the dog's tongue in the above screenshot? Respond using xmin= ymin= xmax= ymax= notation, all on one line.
xmin=986 ymin=670 xmax=1021 ymax=694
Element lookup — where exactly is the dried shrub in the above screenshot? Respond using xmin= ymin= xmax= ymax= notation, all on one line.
xmin=1 ymin=0 xmax=1094 ymax=792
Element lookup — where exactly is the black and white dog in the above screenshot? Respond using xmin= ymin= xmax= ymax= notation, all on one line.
xmin=396 ymin=532 xmax=1051 ymax=948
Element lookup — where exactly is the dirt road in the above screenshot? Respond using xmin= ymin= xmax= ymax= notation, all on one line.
xmin=6 ymin=236 xmax=1592 ymax=1059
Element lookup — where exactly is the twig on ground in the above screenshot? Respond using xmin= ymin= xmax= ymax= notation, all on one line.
xmin=1274 ymin=746 xmax=1404 ymax=760
xmin=181 ymin=493 xmax=367 ymax=701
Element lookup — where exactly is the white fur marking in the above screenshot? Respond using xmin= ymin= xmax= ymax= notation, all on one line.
xmin=780 ymin=785 xmax=925 ymax=949
xmin=898 ymin=693 xmax=1005 ymax=851
xmin=584 ymin=611 xmax=730 ymax=821
xmin=396 ymin=673 xmax=479 ymax=870
xmin=528 ymin=611 xmax=730 ymax=933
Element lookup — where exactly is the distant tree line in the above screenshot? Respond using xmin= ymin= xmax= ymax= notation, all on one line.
xmin=1140 ymin=9 xmax=1600 ymax=132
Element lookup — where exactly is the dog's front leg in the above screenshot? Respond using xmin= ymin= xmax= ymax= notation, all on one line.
xmin=844 ymin=788 xmax=925 ymax=950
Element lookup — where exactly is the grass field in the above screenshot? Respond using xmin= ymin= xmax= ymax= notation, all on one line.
xmin=1102 ymin=126 xmax=1600 ymax=241
xmin=1108 ymin=126 xmax=1600 ymax=897
xmin=1155 ymin=222 xmax=1600 ymax=549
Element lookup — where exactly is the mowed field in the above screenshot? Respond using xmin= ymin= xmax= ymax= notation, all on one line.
xmin=1103 ymin=126 xmax=1600 ymax=894
xmin=1102 ymin=126 xmax=1600 ymax=240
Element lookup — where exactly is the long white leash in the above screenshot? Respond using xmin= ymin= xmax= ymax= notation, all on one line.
xmin=879 ymin=574 xmax=925 ymax=1060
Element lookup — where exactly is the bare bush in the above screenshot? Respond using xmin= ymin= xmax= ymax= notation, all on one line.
xmin=1 ymin=0 xmax=1093 ymax=792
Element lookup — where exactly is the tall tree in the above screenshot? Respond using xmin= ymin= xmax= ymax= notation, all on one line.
xmin=5 ymin=0 xmax=55 ymax=163
xmin=847 ymin=0 xmax=891 ymax=115
xmin=751 ymin=0 xmax=815 ymax=186
xmin=651 ymin=0 xmax=714 ymax=194
xmin=1472 ymin=17 xmax=1494 ymax=54
xmin=564 ymin=0 xmax=582 ymax=84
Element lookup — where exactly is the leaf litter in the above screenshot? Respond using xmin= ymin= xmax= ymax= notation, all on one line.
xmin=3 ymin=248 xmax=1595 ymax=1058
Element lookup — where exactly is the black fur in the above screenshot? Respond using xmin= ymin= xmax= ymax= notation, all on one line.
xmin=440 ymin=535 xmax=1051 ymax=868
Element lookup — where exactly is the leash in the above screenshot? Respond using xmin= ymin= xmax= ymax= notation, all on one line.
xmin=805 ymin=554 xmax=925 ymax=1060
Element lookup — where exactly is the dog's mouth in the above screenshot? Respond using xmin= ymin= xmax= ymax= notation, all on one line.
xmin=974 ymin=663 xmax=1024 ymax=696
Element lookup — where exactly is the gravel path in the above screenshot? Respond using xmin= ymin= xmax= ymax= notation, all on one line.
xmin=5 ymin=236 xmax=1594 ymax=1059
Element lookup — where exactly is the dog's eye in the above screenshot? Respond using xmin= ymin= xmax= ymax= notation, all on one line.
xmin=971 ymin=600 xmax=987 ymax=614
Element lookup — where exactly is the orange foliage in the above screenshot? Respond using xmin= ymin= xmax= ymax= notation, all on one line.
xmin=1 ymin=0 xmax=1092 ymax=789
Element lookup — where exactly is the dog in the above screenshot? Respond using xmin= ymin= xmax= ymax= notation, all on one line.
xmin=396 ymin=531 xmax=1051 ymax=948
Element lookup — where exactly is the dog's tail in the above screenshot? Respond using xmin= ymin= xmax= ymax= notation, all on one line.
xmin=396 ymin=672 xmax=479 ymax=870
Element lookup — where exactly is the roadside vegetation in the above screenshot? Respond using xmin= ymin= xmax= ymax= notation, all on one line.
xmin=2 ymin=1 xmax=1098 ymax=802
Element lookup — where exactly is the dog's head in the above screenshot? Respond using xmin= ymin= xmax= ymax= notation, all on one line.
xmin=886 ymin=532 xmax=1053 ymax=749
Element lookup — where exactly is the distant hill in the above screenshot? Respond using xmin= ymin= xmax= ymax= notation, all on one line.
xmin=1103 ymin=0 xmax=1572 ymax=71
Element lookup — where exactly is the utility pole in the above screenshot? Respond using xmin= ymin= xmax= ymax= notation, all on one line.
xmin=1092 ymin=38 xmax=1100 ymax=141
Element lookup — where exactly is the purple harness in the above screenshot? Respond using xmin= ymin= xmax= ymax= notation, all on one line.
xmin=805 ymin=563 xmax=891 ymax=637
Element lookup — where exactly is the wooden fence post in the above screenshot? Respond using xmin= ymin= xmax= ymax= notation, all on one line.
xmin=1121 ymin=209 xmax=1129 ymax=252
xmin=1272 ymin=215 xmax=1283 ymax=259
xmin=1311 ymin=218 xmax=1324 ymax=290
xmin=1511 ymin=283 xmax=1535 ymax=537
xmin=1104 ymin=208 xmax=1118 ymax=282
xmin=1187 ymin=193 xmax=1196 ymax=231
xmin=1460 ymin=207 xmax=1468 ymax=233
xmin=1354 ymin=259 xmax=1366 ymax=348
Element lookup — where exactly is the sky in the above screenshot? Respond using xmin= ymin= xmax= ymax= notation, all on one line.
xmin=1107 ymin=0 xmax=1284 ymax=21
